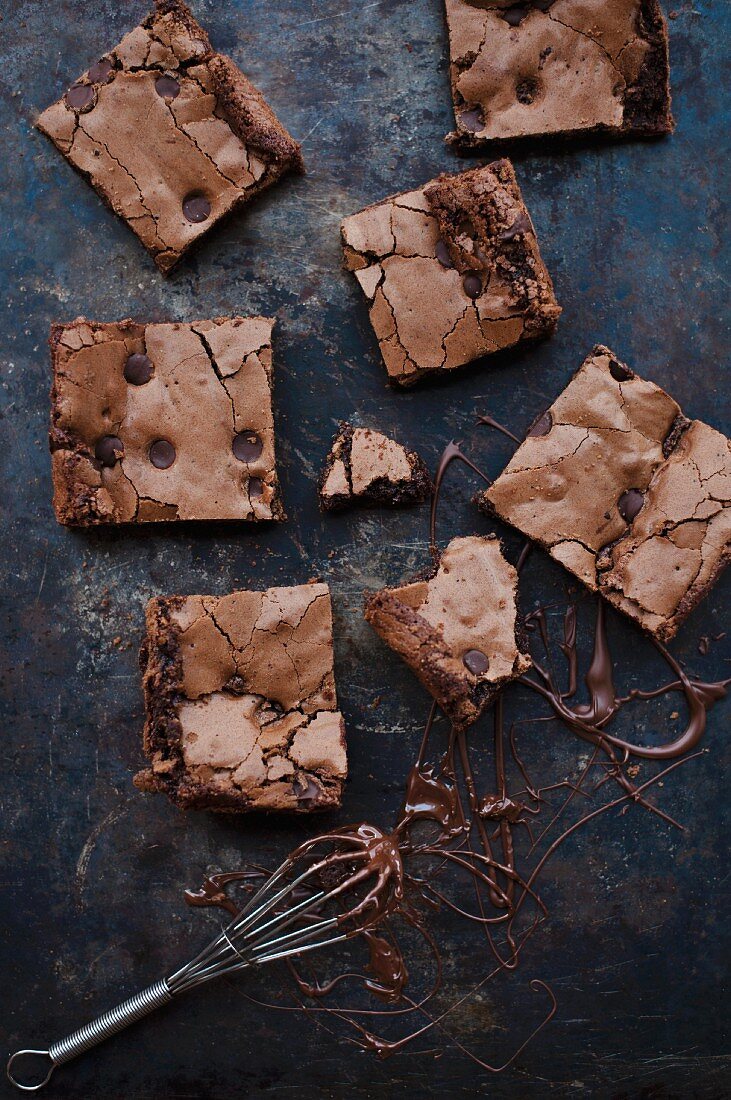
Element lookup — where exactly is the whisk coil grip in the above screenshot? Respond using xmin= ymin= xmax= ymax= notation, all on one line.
xmin=49 ymin=978 xmax=173 ymax=1063
xmin=7 ymin=979 xmax=172 ymax=1091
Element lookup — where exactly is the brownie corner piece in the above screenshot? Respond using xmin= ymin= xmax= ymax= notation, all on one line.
xmin=341 ymin=159 xmax=559 ymax=387
xmin=444 ymin=0 xmax=673 ymax=148
xmin=49 ymin=315 xmax=284 ymax=526
xmin=482 ymin=346 xmax=731 ymax=641
xmin=364 ymin=535 xmax=531 ymax=730
xmin=35 ymin=0 xmax=302 ymax=272
xmin=318 ymin=422 xmax=433 ymax=512
xmin=135 ymin=583 xmax=347 ymax=812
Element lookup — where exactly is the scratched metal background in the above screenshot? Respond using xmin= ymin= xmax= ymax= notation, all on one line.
xmin=0 ymin=0 xmax=729 ymax=1096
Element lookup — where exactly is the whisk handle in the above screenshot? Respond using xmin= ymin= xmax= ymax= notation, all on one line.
xmin=7 ymin=979 xmax=172 ymax=1091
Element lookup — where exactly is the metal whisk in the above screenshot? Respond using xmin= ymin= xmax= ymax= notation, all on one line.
xmin=7 ymin=823 xmax=403 ymax=1092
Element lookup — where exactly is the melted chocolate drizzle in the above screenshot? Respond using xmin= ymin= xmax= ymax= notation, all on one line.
xmin=184 ymin=433 xmax=728 ymax=1073
xmin=522 ymin=598 xmax=730 ymax=762
xmin=476 ymin=414 xmax=522 ymax=445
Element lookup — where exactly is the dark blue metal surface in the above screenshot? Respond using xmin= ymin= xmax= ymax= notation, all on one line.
xmin=0 ymin=1 xmax=729 ymax=1096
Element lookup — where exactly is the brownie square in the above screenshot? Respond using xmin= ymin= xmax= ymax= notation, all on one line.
xmin=135 ymin=584 xmax=347 ymax=812
xmin=445 ymin=0 xmax=674 ymax=149
xmin=365 ymin=535 xmax=531 ymax=730
xmin=36 ymin=0 xmax=303 ymax=272
xmin=319 ymin=423 xmax=433 ymax=512
xmin=341 ymin=160 xmax=560 ymax=387
xmin=480 ymin=346 xmax=731 ymax=642
xmin=50 ymin=316 xmax=284 ymax=525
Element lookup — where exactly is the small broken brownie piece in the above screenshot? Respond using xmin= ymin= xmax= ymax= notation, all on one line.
xmin=480 ymin=346 xmax=731 ymax=642
xmin=135 ymin=583 xmax=347 ymax=812
xmin=445 ymin=0 xmax=673 ymax=149
xmin=36 ymin=0 xmax=303 ymax=272
xmin=341 ymin=160 xmax=560 ymax=386
xmin=364 ymin=535 xmax=531 ymax=730
xmin=319 ymin=423 xmax=433 ymax=512
xmin=50 ymin=316 xmax=283 ymax=525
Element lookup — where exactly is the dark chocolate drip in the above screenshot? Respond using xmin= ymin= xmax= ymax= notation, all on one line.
xmin=397 ymin=764 xmax=463 ymax=840
xmin=362 ymin=930 xmax=409 ymax=1002
xmin=515 ymin=542 xmax=532 ymax=574
xmin=559 ymin=607 xmax=578 ymax=698
xmin=607 ymin=638 xmax=730 ymax=759
xmin=572 ymin=600 xmax=616 ymax=725
xmin=429 ymin=441 xmax=490 ymax=550
xmin=476 ymin=414 xmax=522 ymax=445
xmin=287 ymin=929 xmax=410 ymax=1005
xmin=184 ymin=871 xmax=266 ymax=917
xmin=523 ymin=598 xmax=730 ymax=761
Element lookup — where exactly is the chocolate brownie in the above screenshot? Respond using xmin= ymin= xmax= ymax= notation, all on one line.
xmin=364 ymin=535 xmax=531 ymax=730
xmin=135 ymin=584 xmax=347 ymax=812
xmin=36 ymin=0 xmax=303 ymax=272
xmin=445 ymin=0 xmax=674 ymax=149
xmin=50 ymin=316 xmax=284 ymax=525
xmin=319 ymin=423 xmax=433 ymax=512
xmin=480 ymin=346 xmax=731 ymax=642
xmin=341 ymin=160 xmax=560 ymax=386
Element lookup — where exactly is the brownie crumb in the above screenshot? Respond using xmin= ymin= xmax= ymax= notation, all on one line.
xmin=318 ymin=423 xmax=433 ymax=512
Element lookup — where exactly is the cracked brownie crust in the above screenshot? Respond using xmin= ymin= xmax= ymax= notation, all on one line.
xmin=445 ymin=0 xmax=673 ymax=149
xmin=50 ymin=315 xmax=284 ymax=525
xmin=480 ymin=346 xmax=731 ymax=641
xmin=318 ymin=423 xmax=433 ymax=512
xmin=36 ymin=0 xmax=303 ymax=272
xmin=364 ymin=535 xmax=531 ymax=730
xmin=341 ymin=160 xmax=560 ymax=387
xmin=135 ymin=584 xmax=347 ymax=812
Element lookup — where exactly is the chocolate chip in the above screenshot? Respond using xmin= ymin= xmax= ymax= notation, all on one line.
xmin=88 ymin=59 xmax=113 ymax=84
xmin=155 ymin=74 xmax=180 ymax=100
xmin=149 ymin=440 xmax=176 ymax=469
xmin=516 ymin=79 xmax=538 ymax=104
xmin=66 ymin=83 xmax=95 ymax=110
xmin=435 ymin=239 xmax=454 ymax=269
xmin=527 ymin=410 xmax=552 ymax=437
xmin=460 ymin=106 xmax=485 ymax=133
xmin=233 ymin=431 xmax=263 ymax=463
xmin=609 ymin=359 xmax=633 ymax=382
xmin=499 ymin=211 xmax=531 ymax=242
xmin=182 ymin=193 xmax=211 ymax=223
xmin=248 ymin=477 xmax=264 ymax=499
xmin=95 ymin=435 xmax=124 ymax=467
xmin=502 ymin=0 xmax=554 ymax=24
xmin=463 ymin=273 xmax=482 ymax=299
xmin=503 ymin=5 xmax=529 ymax=25
xmin=618 ymin=488 xmax=645 ymax=523
xmin=124 ymin=353 xmax=154 ymax=386
xmin=295 ymin=776 xmax=321 ymax=803
xmin=463 ymin=649 xmax=490 ymax=675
